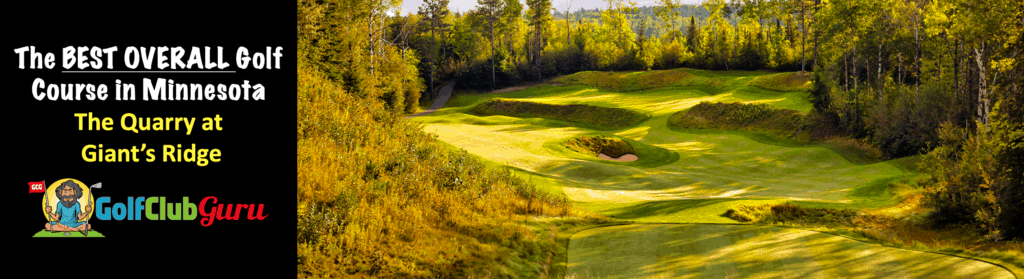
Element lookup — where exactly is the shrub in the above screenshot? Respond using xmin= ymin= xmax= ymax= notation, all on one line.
xmin=921 ymin=117 xmax=1023 ymax=241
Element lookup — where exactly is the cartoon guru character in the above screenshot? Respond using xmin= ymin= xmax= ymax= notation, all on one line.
xmin=45 ymin=180 xmax=91 ymax=232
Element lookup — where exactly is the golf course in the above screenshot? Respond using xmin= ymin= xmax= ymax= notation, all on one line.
xmin=410 ymin=69 xmax=1014 ymax=278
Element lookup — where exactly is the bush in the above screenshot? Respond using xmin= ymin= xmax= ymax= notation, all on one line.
xmin=922 ymin=115 xmax=1024 ymax=241
xmin=868 ymin=82 xmax=951 ymax=158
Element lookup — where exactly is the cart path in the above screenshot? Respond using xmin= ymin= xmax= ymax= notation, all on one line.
xmin=408 ymin=81 xmax=454 ymax=118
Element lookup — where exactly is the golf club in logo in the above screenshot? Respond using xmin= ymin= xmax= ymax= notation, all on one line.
xmin=34 ymin=179 xmax=104 ymax=238
xmin=30 ymin=178 xmax=267 ymax=237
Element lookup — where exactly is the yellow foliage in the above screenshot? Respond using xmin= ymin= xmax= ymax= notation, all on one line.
xmin=297 ymin=43 xmax=573 ymax=277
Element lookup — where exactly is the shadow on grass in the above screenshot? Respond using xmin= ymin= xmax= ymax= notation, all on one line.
xmin=666 ymin=126 xmax=888 ymax=166
xmin=603 ymin=199 xmax=754 ymax=220
xmin=569 ymin=223 xmax=1014 ymax=279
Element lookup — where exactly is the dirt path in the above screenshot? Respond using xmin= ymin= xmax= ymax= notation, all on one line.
xmin=407 ymin=81 xmax=455 ymax=117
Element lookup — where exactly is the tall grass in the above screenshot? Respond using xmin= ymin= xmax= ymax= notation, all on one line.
xmin=668 ymin=101 xmax=805 ymax=139
xmin=555 ymin=68 xmax=726 ymax=92
xmin=563 ymin=136 xmax=636 ymax=158
xmin=297 ymin=47 xmax=572 ymax=277
xmin=748 ymin=72 xmax=811 ymax=92
xmin=471 ymin=99 xmax=650 ymax=129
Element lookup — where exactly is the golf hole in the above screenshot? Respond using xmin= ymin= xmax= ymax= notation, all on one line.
xmin=598 ymin=153 xmax=638 ymax=162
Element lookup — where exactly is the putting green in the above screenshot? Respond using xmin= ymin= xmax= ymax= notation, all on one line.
xmin=412 ymin=69 xmax=1013 ymax=277
xmin=568 ymin=224 xmax=1012 ymax=279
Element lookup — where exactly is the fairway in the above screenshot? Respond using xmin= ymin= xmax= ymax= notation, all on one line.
xmin=568 ymin=224 xmax=1012 ymax=279
xmin=410 ymin=69 xmax=1013 ymax=277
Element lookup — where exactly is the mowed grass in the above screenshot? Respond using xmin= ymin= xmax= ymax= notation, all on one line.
xmin=567 ymin=224 xmax=1013 ymax=279
xmin=415 ymin=69 xmax=904 ymax=220
xmin=410 ymin=68 xmax=1015 ymax=277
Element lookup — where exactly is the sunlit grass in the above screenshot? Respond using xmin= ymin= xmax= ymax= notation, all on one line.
xmin=568 ymin=224 xmax=1013 ymax=279
xmin=748 ymin=71 xmax=812 ymax=92
xmin=408 ymin=68 xmax=1019 ymax=278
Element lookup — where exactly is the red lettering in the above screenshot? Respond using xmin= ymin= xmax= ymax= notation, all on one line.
xmin=199 ymin=196 xmax=217 ymax=227
xmin=198 ymin=196 xmax=266 ymax=226
xmin=217 ymin=204 xmax=235 ymax=220
xmin=232 ymin=204 xmax=247 ymax=220
xmin=247 ymin=204 xmax=267 ymax=220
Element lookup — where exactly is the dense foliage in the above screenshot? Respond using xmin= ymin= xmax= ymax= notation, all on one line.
xmin=297 ymin=0 xmax=572 ymax=277
xmin=400 ymin=0 xmax=819 ymax=92
xmin=799 ymin=0 xmax=1022 ymax=240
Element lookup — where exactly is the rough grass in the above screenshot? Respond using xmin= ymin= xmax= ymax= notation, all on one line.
xmin=470 ymin=99 xmax=649 ymax=129
xmin=748 ymin=72 xmax=812 ymax=92
xmin=668 ymin=101 xmax=806 ymax=139
xmin=724 ymin=202 xmax=857 ymax=227
xmin=555 ymin=68 xmax=729 ymax=92
xmin=297 ymin=51 xmax=575 ymax=278
xmin=563 ymin=136 xmax=635 ymax=158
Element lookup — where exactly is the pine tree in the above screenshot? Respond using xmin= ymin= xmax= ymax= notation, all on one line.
xmin=477 ymin=0 xmax=504 ymax=89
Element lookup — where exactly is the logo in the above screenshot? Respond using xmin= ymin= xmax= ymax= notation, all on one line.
xmin=34 ymin=179 xmax=102 ymax=237
xmin=31 ymin=178 xmax=267 ymax=238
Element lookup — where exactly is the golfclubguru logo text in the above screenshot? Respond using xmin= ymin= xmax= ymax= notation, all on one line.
xmin=95 ymin=196 xmax=266 ymax=226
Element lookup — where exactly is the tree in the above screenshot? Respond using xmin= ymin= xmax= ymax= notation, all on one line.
xmin=526 ymin=0 xmax=552 ymax=79
xmin=419 ymin=0 xmax=451 ymax=99
xmin=893 ymin=0 xmax=924 ymax=101
xmin=686 ymin=15 xmax=699 ymax=53
xmin=703 ymin=0 xmax=727 ymax=68
xmin=501 ymin=0 xmax=524 ymax=67
xmin=655 ymin=0 xmax=682 ymax=41
xmin=477 ymin=0 xmax=505 ymax=89
xmin=798 ymin=0 xmax=808 ymax=72
xmin=561 ymin=0 xmax=574 ymax=63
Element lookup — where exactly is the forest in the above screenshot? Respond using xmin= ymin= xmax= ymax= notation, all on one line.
xmin=297 ymin=0 xmax=1021 ymax=277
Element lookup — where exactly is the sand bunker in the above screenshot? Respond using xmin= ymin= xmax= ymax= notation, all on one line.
xmin=598 ymin=153 xmax=638 ymax=162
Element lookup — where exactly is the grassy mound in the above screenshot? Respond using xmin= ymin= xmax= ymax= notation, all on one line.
xmin=724 ymin=202 xmax=857 ymax=225
xmin=748 ymin=72 xmax=811 ymax=92
xmin=668 ymin=101 xmax=805 ymax=138
xmin=563 ymin=136 xmax=636 ymax=158
xmin=297 ymin=52 xmax=572 ymax=277
xmin=555 ymin=68 xmax=730 ymax=92
xmin=470 ymin=99 xmax=649 ymax=129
